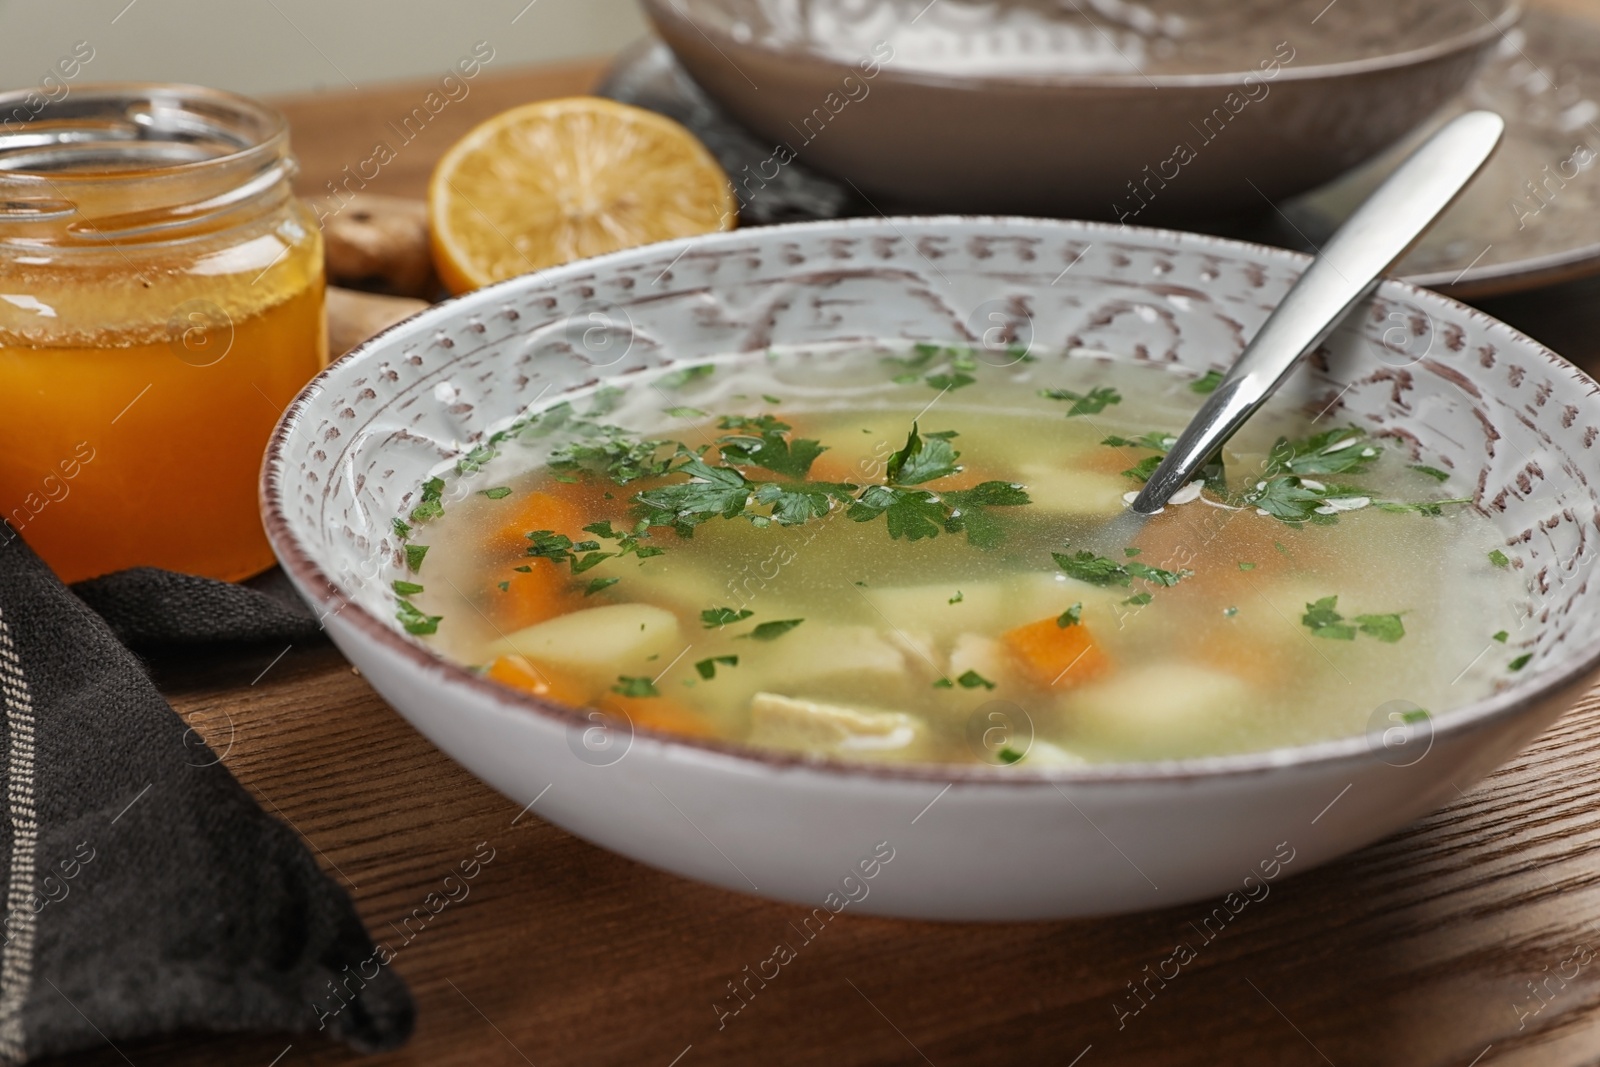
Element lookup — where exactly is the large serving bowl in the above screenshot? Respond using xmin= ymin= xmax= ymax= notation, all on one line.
xmin=641 ymin=0 xmax=1517 ymax=218
xmin=262 ymin=217 xmax=1600 ymax=920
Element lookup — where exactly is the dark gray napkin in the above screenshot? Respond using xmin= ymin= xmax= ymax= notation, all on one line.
xmin=0 ymin=524 xmax=411 ymax=1062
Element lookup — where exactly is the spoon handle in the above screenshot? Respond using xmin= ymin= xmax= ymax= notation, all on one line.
xmin=1130 ymin=109 xmax=1505 ymax=514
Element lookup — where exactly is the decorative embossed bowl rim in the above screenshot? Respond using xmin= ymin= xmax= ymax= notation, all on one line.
xmin=641 ymin=0 xmax=1520 ymax=89
xmin=262 ymin=216 xmax=1600 ymax=786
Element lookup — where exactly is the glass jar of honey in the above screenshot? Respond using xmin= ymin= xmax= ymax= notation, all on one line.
xmin=0 ymin=84 xmax=326 ymax=583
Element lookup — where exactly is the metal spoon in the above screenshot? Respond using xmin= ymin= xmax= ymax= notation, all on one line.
xmin=1130 ymin=109 xmax=1506 ymax=515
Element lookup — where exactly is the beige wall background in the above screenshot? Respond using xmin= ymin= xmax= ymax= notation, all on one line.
xmin=0 ymin=0 xmax=647 ymax=98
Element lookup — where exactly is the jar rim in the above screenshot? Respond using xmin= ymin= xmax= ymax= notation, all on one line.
xmin=0 ymin=82 xmax=288 ymax=185
xmin=0 ymin=83 xmax=297 ymax=244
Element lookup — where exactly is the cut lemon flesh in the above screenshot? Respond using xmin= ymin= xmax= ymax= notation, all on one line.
xmin=428 ymin=97 xmax=736 ymax=293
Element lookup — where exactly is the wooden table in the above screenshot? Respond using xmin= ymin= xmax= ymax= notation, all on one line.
xmin=48 ymin=31 xmax=1600 ymax=1067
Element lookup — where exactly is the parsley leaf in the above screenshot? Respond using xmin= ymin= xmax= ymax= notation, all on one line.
xmin=481 ymin=486 xmax=512 ymax=500
xmin=1412 ymin=464 xmax=1451 ymax=483
xmin=1057 ymin=603 xmax=1083 ymax=627
xmin=664 ymin=406 xmax=706 ymax=419
xmin=404 ymin=544 xmax=429 ymax=572
xmin=885 ymin=423 xmax=961 ymax=485
xmin=997 ymin=747 xmax=1025 ymax=764
xmin=1354 ymin=613 xmax=1406 ymax=643
xmin=632 ymin=452 xmax=754 ymax=535
xmin=1265 ymin=427 xmax=1379 ymax=479
xmin=1301 ymin=596 xmax=1406 ymax=642
xmin=848 ymin=485 xmax=948 ymax=541
xmin=701 ymin=607 xmax=755 ymax=628
xmin=1052 ymin=550 xmax=1189 ymax=588
xmin=949 ymin=591 xmax=964 ymax=604
xmin=1102 ymin=432 xmax=1178 ymax=451
xmin=926 ymin=371 xmax=976 ymax=391
xmin=392 ymin=517 xmax=412 ymax=541
xmin=1191 ymin=370 xmax=1225 ymax=394
xmin=1039 ymin=386 xmax=1121 ymax=416
xmin=392 ymin=579 xmax=424 ymax=596
xmin=1302 ymin=596 xmax=1356 ymax=640
xmin=408 ymin=477 xmax=446 ymax=524
xmin=743 ymin=619 xmax=804 ymax=641
xmin=956 ymin=670 xmax=995 ymax=690
xmin=716 ymin=414 xmax=827 ymax=478
xmin=1509 ymin=653 xmax=1532 ymax=672
xmin=613 ymin=676 xmax=660 ymax=697
xmin=583 ymin=576 xmax=619 ymax=596
xmin=695 ymin=655 xmax=739 ymax=680
xmin=942 ymin=482 xmax=1031 ymax=549
xmin=1488 ymin=549 xmax=1511 ymax=568
xmin=1493 ymin=630 xmax=1509 ymax=643
xmin=1124 ymin=592 xmax=1153 ymax=606
xmin=395 ymin=598 xmax=441 ymax=636
xmin=659 ymin=364 xmax=715 ymax=389
xmin=752 ymin=481 xmax=857 ymax=525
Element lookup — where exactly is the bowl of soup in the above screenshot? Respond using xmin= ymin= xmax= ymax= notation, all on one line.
xmin=639 ymin=0 xmax=1518 ymax=218
xmin=262 ymin=217 xmax=1600 ymax=920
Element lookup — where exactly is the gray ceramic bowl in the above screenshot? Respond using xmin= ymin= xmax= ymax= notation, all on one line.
xmin=263 ymin=216 xmax=1600 ymax=919
xmin=642 ymin=0 xmax=1519 ymax=219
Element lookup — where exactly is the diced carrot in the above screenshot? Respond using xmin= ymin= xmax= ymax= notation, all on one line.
xmin=492 ymin=564 xmax=583 ymax=631
xmin=608 ymin=695 xmax=716 ymax=738
xmin=487 ymin=488 xmax=589 ymax=556
xmin=1002 ymin=617 xmax=1112 ymax=687
xmin=484 ymin=654 xmax=594 ymax=706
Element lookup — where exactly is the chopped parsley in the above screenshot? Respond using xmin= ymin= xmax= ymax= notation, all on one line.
xmin=583 ymin=576 xmax=619 ymax=596
xmin=1412 ymin=464 xmax=1452 ymax=482
xmin=932 ymin=678 xmax=954 ymax=689
xmin=1123 ymin=547 xmax=1142 ymax=557
xmin=404 ymin=544 xmax=430 ymax=572
xmin=659 ymin=364 xmax=716 ymax=389
xmin=743 ymin=619 xmax=805 ymax=641
xmin=949 ymin=591 xmax=964 ymax=604
xmin=1238 ymin=562 xmax=1256 ymax=571
xmin=701 ymin=606 xmax=755 ymax=628
xmin=1488 ymin=549 xmax=1511 ymax=568
xmin=1039 ymin=386 xmax=1121 ymax=416
xmin=695 ymin=655 xmax=739 ymax=680
xmin=392 ymin=517 xmax=412 ymax=541
xmin=612 ymin=676 xmax=660 ymax=698
xmin=1509 ymin=654 xmax=1532 ymax=672
xmin=1057 ymin=603 xmax=1083 ymax=627
xmin=664 ymin=406 xmax=706 ymax=419
xmin=1123 ymin=592 xmax=1154 ymax=606
xmin=408 ymin=477 xmax=446 ymax=524
xmin=887 ymin=343 xmax=979 ymax=391
xmin=1191 ymin=369 xmax=1225 ymax=394
xmin=1300 ymin=596 xmax=1405 ymax=642
xmin=392 ymin=579 xmax=424 ymax=596
xmin=1493 ymin=630 xmax=1509 ymax=643
xmin=956 ymin=670 xmax=995 ymax=690
xmin=480 ymin=486 xmax=513 ymax=500
xmin=395 ymin=598 xmax=441 ymax=636
xmin=997 ymin=746 xmax=1025 ymax=764
xmin=1374 ymin=498 xmax=1473 ymax=516
xmin=1052 ymin=550 xmax=1190 ymax=589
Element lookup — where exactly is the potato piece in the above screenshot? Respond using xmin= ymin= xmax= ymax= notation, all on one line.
xmin=748 ymin=692 xmax=921 ymax=755
xmin=1016 ymin=464 xmax=1129 ymax=517
xmin=867 ymin=582 xmax=1005 ymax=641
xmin=947 ymin=633 xmax=1021 ymax=690
xmin=1059 ymin=662 xmax=1252 ymax=760
xmin=749 ymin=623 xmax=906 ymax=688
xmin=487 ymin=603 xmax=682 ymax=682
xmin=998 ymin=572 xmax=1127 ymax=633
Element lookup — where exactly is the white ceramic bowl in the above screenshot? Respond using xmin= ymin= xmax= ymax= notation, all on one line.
xmin=263 ymin=218 xmax=1600 ymax=920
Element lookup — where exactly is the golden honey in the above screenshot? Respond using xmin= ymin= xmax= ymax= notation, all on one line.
xmin=0 ymin=84 xmax=326 ymax=582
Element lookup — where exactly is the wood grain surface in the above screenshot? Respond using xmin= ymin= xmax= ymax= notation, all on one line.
xmin=44 ymin=20 xmax=1600 ymax=1067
